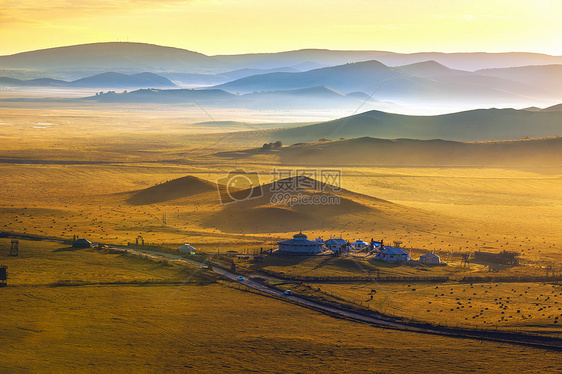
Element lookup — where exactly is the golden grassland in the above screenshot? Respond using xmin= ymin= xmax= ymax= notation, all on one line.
xmin=1 ymin=239 xmax=561 ymax=373
xmin=235 ymin=254 xmax=562 ymax=334
xmin=293 ymin=280 xmax=562 ymax=333
xmin=1 ymin=102 xmax=562 ymax=371
xmin=0 ymin=161 xmax=559 ymax=262
xmin=0 ymin=239 xmax=192 ymax=285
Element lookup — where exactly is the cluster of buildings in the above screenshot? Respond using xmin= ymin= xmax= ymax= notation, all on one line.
xmin=173 ymin=233 xmax=442 ymax=265
xmin=277 ymin=232 xmax=442 ymax=264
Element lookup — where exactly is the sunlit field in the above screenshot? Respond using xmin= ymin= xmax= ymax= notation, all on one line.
xmin=1 ymin=239 xmax=560 ymax=373
xmin=1 ymin=102 xmax=561 ymax=372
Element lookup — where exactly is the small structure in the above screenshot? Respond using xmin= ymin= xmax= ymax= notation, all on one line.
xmin=324 ymin=238 xmax=347 ymax=252
xmin=0 ymin=266 xmax=7 ymax=286
xmin=72 ymin=238 xmax=92 ymax=248
xmin=9 ymin=240 xmax=19 ymax=256
xmin=350 ymin=239 xmax=368 ymax=250
xmin=419 ymin=253 xmax=440 ymax=265
xmin=277 ymin=232 xmax=324 ymax=256
xmin=370 ymin=240 xmax=383 ymax=251
xmin=135 ymin=235 xmax=144 ymax=246
xmin=474 ymin=251 xmax=519 ymax=265
xmin=177 ymin=243 xmax=197 ymax=255
xmin=375 ymin=246 xmax=410 ymax=263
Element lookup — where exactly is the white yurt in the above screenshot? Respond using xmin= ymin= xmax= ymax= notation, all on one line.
xmin=419 ymin=253 xmax=440 ymax=264
xmin=277 ymin=232 xmax=324 ymax=256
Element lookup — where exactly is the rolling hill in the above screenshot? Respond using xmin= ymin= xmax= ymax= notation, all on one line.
xmin=71 ymin=72 xmax=176 ymax=88
xmin=0 ymin=42 xmax=224 ymax=75
xmin=476 ymin=65 xmax=562 ymax=95
xmin=214 ymin=49 xmax=562 ymax=71
xmin=0 ymin=72 xmax=176 ymax=88
xmin=2 ymin=42 xmax=561 ymax=80
xmin=542 ymin=103 xmax=562 ymax=112
xmin=214 ymin=60 xmax=400 ymax=94
xmin=256 ymin=108 xmax=562 ymax=143
xmin=119 ymin=173 xmax=452 ymax=234
xmin=213 ymin=60 xmax=551 ymax=105
xmin=86 ymin=88 xmax=237 ymax=104
xmin=207 ymin=175 xmax=438 ymax=233
xmin=0 ymin=77 xmax=68 ymax=87
xmin=83 ymin=86 xmax=376 ymax=109
xmin=126 ymin=176 xmax=216 ymax=205
xmin=270 ymin=136 xmax=562 ymax=166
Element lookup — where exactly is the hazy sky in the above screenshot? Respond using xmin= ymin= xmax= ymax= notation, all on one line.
xmin=1 ymin=0 xmax=561 ymax=56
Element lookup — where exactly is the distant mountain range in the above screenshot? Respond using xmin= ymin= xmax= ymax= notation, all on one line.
xmin=0 ymin=72 xmax=176 ymax=88
xmin=0 ymin=42 xmax=223 ymax=76
xmin=212 ymin=60 xmax=553 ymax=106
xmin=217 ymin=136 xmax=562 ymax=167
xmin=2 ymin=42 xmax=561 ymax=111
xmin=2 ymin=42 xmax=562 ymax=77
xmin=214 ymin=49 xmax=562 ymax=72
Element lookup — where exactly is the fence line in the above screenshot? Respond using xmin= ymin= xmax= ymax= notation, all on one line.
xmin=257 ymin=268 xmax=562 ymax=284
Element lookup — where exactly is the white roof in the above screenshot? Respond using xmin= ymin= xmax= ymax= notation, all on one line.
xmin=379 ymin=247 xmax=409 ymax=255
xmin=420 ymin=253 xmax=439 ymax=258
xmin=325 ymin=238 xmax=347 ymax=245
xmin=178 ymin=243 xmax=195 ymax=250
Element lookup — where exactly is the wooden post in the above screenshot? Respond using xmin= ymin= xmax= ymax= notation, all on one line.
xmin=9 ymin=240 xmax=18 ymax=256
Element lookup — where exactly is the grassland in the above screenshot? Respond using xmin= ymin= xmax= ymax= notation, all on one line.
xmin=296 ymin=280 xmax=562 ymax=332
xmin=1 ymin=239 xmax=561 ymax=373
xmin=1 ymin=102 xmax=561 ymax=371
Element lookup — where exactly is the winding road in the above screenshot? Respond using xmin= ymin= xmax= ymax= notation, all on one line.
xmin=112 ymin=245 xmax=562 ymax=351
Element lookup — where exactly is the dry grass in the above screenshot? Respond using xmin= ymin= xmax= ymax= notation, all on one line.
xmin=314 ymin=281 xmax=562 ymax=333
xmin=0 ymin=239 xmax=561 ymax=373
xmin=1 ymin=102 xmax=562 ymax=371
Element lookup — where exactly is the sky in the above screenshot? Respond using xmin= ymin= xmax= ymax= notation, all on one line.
xmin=1 ymin=0 xmax=561 ymax=56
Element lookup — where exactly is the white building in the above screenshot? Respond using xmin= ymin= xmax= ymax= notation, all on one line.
xmin=375 ymin=246 xmax=410 ymax=263
xmin=277 ymin=232 xmax=324 ymax=256
xmin=419 ymin=253 xmax=440 ymax=264
xmin=350 ymin=239 xmax=368 ymax=250
xmin=178 ymin=243 xmax=197 ymax=255
xmin=324 ymin=238 xmax=347 ymax=252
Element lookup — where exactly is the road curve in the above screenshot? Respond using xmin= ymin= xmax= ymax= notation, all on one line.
xmin=112 ymin=245 xmax=562 ymax=351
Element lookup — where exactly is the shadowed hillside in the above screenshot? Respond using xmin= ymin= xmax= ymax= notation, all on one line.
xmin=273 ymin=136 xmax=562 ymax=166
xmin=542 ymin=103 xmax=562 ymax=112
xmin=217 ymin=136 xmax=562 ymax=167
xmin=260 ymin=108 xmax=562 ymax=143
xmin=207 ymin=176 xmax=439 ymax=233
xmin=126 ymin=176 xmax=216 ymax=205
